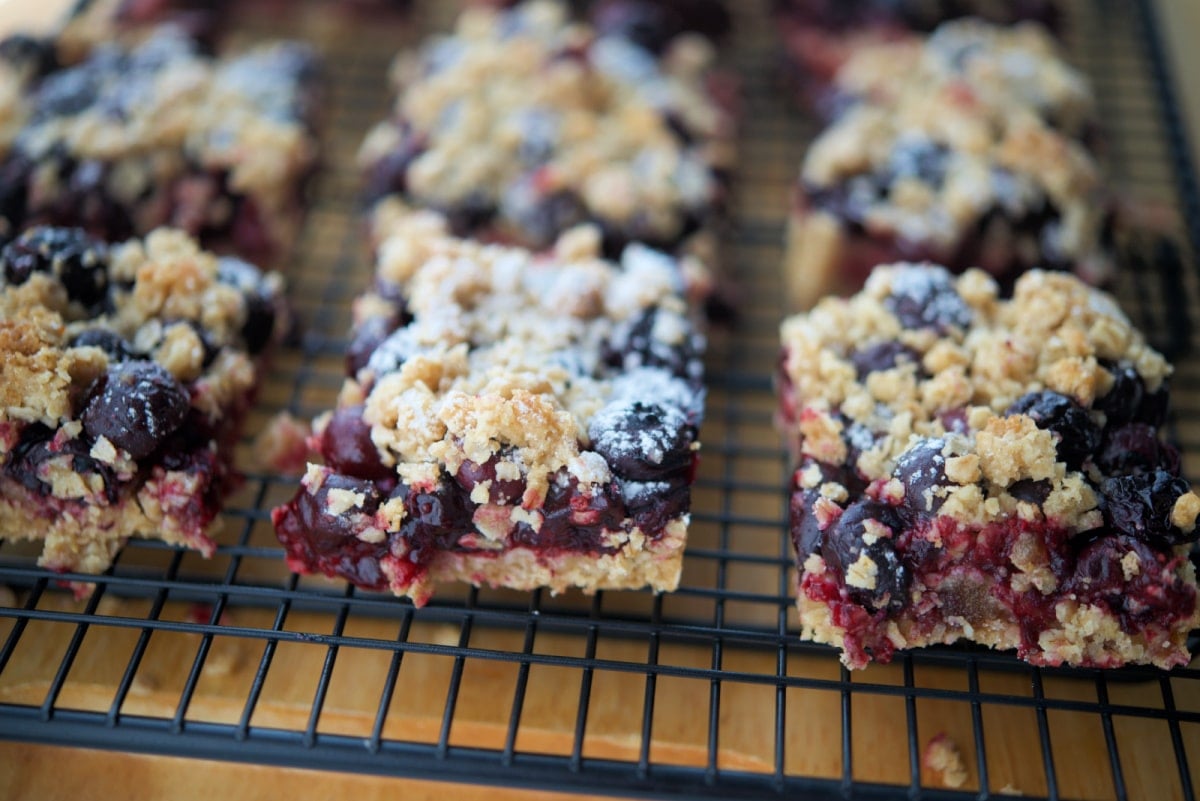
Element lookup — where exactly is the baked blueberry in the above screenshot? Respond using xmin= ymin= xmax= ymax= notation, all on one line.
xmin=588 ymin=400 xmax=693 ymax=481
xmin=1102 ymin=469 xmax=1196 ymax=547
xmin=81 ymin=360 xmax=190 ymax=460
xmin=894 ymin=438 xmax=949 ymax=515
xmin=882 ymin=268 xmax=972 ymax=333
xmin=68 ymin=328 xmax=138 ymax=363
xmin=2 ymin=226 xmax=108 ymax=307
xmin=1007 ymin=390 xmax=1101 ymax=471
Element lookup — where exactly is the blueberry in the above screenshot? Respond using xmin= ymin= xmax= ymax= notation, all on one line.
xmin=1008 ymin=478 xmax=1052 ymax=505
xmin=68 ymin=329 xmax=137 ymax=363
xmin=1070 ymin=534 xmax=1165 ymax=601
xmin=292 ymin=473 xmax=383 ymax=552
xmin=0 ymin=34 xmax=54 ymax=79
xmin=886 ymin=139 xmax=951 ymax=188
xmin=515 ymin=190 xmax=588 ymax=250
xmin=1006 ymin=390 xmax=1101 ymax=471
xmin=81 ymin=360 xmax=190 ymax=460
xmin=1102 ymin=469 xmax=1195 ymax=546
xmin=216 ymin=257 xmax=278 ymax=354
xmin=822 ymin=499 xmax=910 ymax=612
xmin=346 ymin=315 xmax=401 ymax=378
xmin=1097 ymin=423 xmax=1180 ymax=477
xmin=1096 ymin=365 xmax=1144 ymax=428
xmin=320 ymin=405 xmax=393 ymax=482
xmin=849 ymin=341 xmax=921 ymax=380
xmin=1 ymin=226 xmax=108 ymax=307
xmin=455 ymin=454 xmax=526 ymax=505
xmin=5 ymin=423 xmax=118 ymax=502
xmin=362 ymin=130 xmax=426 ymax=203
xmin=397 ymin=481 xmax=475 ymax=563
xmin=588 ymin=401 xmax=693 ymax=481
xmin=31 ymin=63 xmax=102 ymax=120
xmin=882 ymin=267 xmax=972 ymax=334
xmin=894 ymin=438 xmax=949 ymax=516
xmin=513 ymin=474 xmax=625 ymax=548
xmin=604 ymin=307 xmax=703 ymax=381
xmin=594 ymin=0 xmax=684 ymax=54
xmin=620 ymin=475 xmax=689 ymax=534
xmin=1137 ymin=382 xmax=1170 ymax=428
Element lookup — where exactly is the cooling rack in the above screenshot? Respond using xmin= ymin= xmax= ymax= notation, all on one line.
xmin=3 ymin=1 xmax=1200 ymax=799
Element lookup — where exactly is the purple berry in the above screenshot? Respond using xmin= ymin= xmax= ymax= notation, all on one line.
xmin=68 ymin=328 xmax=138 ymax=363
xmin=217 ymin=257 xmax=279 ymax=355
xmin=849 ymin=341 xmax=921 ymax=379
xmin=295 ymin=473 xmax=383 ymax=550
xmin=345 ymin=315 xmax=400 ymax=378
xmin=1137 ymin=382 xmax=1170 ymax=428
xmin=514 ymin=474 xmax=625 ymax=549
xmin=1098 ymin=423 xmax=1181 ymax=477
xmin=320 ymin=405 xmax=393 ymax=482
xmin=397 ymin=481 xmax=475 ymax=563
xmin=1102 ymin=469 xmax=1195 ymax=546
xmin=81 ymin=360 xmax=190 ymax=460
xmin=6 ymin=423 xmax=118 ymax=502
xmin=588 ymin=401 xmax=693 ymax=481
xmin=604 ymin=308 xmax=703 ymax=380
xmin=822 ymin=499 xmax=910 ymax=612
xmin=1006 ymin=390 xmax=1100 ymax=471
xmin=882 ymin=266 xmax=972 ymax=334
xmin=594 ymin=0 xmax=685 ymax=53
xmin=1096 ymin=365 xmax=1144 ymax=428
xmin=1008 ymin=478 xmax=1051 ymax=505
xmin=894 ymin=438 xmax=949 ymax=516
xmin=2 ymin=226 xmax=108 ymax=307
xmin=455 ymin=455 xmax=526 ymax=505
xmin=886 ymin=139 xmax=950 ymax=188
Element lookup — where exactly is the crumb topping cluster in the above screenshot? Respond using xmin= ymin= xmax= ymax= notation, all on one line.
xmin=357 ymin=0 xmax=730 ymax=246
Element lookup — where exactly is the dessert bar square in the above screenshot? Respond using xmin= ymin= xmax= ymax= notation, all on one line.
xmin=272 ymin=211 xmax=706 ymax=605
xmin=785 ymin=70 xmax=1111 ymax=310
xmin=357 ymin=1 xmax=735 ymax=283
xmin=0 ymin=26 xmax=319 ymax=264
xmin=0 ymin=225 xmax=286 ymax=578
xmin=824 ymin=19 xmax=1094 ymax=139
xmin=779 ymin=263 xmax=1200 ymax=669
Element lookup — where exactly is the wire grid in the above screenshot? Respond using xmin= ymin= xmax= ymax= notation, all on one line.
xmin=2 ymin=0 xmax=1200 ymax=798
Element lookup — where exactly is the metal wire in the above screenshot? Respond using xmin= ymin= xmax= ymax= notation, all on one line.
xmin=1 ymin=0 xmax=1199 ymax=798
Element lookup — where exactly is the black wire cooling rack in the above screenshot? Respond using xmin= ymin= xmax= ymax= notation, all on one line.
xmin=3 ymin=1 xmax=1200 ymax=799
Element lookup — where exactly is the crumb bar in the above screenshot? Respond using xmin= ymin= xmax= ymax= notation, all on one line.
xmin=785 ymin=76 xmax=1112 ymax=310
xmin=826 ymin=19 xmax=1094 ymax=139
xmin=0 ymin=225 xmax=286 ymax=577
xmin=357 ymin=1 xmax=735 ymax=275
xmin=272 ymin=211 xmax=706 ymax=605
xmin=773 ymin=0 xmax=1063 ymax=108
xmin=0 ymin=26 xmax=319 ymax=264
xmin=779 ymin=264 xmax=1200 ymax=669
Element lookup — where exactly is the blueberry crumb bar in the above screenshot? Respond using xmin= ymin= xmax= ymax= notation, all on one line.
xmin=357 ymin=0 xmax=734 ymax=277
xmin=779 ymin=263 xmax=1200 ymax=669
xmin=786 ymin=74 xmax=1111 ymax=310
xmin=0 ymin=226 xmax=286 ymax=578
xmin=272 ymin=211 xmax=705 ymax=605
xmin=0 ymin=26 xmax=319 ymax=264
